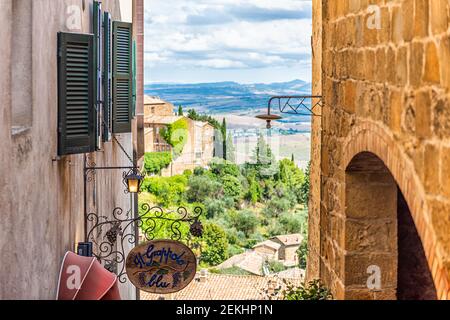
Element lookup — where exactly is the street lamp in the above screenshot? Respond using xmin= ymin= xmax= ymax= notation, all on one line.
xmin=123 ymin=169 xmax=145 ymax=194
xmin=255 ymin=114 xmax=283 ymax=129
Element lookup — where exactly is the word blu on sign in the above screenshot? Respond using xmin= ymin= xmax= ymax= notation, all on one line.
xmin=125 ymin=240 xmax=197 ymax=294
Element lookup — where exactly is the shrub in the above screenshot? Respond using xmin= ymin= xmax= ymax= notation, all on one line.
xmin=200 ymin=223 xmax=229 ymax=266
xmin=227 ymin=209 xmax=258 ymax=237
xmin=281 ymin=279 xmax=332 ymax=300
xmin=183 ymin=169 xmax=193 ymax=177
xmin=299 ymin=162 xmax=311 ymax=206
xmin=209 ymin=266 xmax=251 ymax=276
xmin=297 ymin=240 xmax=308 ymax=269
xmin=144 ymin=152 xmax=172 ymax=175
xmin=187 ymin=109 xmax=222 ymax=131
xmin=204 ymin=198 xmax=227 ymax=219
xmin=221 ymin=174 xmax=243 ymax=201
xmin=193 ymin=167 xmax=205 ymax=176
xmin=278 ymin=159 xmax=305 ymax=188
xmin=267 ymin=260 xmax=286 ymax=273
xmin=267 ymin=221 xmax=287 ymax=237
xmin=160 ymin=118 xmax=189 ymax=156
xmin=186 ymin=175 xmax=223 ymax=203
xmin=262 ymin=197 xmax=291 ymax=219
xmin=143 ymin=175 xmax=188 ymax=207
xmin=209 ymin=158 xmax=241 ymax=177
xmin=279 ymin=213 xmax=303 ymax=234
xmin=227 ymin=244 xmax=244 ymax=257
xmin=246 ymin=177 xmax=261 ymax=204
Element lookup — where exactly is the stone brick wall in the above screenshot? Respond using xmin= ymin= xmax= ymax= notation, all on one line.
xmin=309 ymin=0 xmax=450 ymax=300
xmin=307 ymin=0 xmax=323 ymax=281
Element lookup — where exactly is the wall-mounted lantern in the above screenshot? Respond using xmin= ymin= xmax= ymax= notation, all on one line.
xmin=255 ymin=114 xmax=283 ymax=129
xmin=123 ymin=169 xmax=145 ymax=194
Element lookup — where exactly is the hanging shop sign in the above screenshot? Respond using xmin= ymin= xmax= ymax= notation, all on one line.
xmin=126 ymin=240 xmax=197 ymax=294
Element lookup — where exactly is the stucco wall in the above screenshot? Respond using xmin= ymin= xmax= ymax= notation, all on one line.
xmin=309 ymin=0 xmax=450 ymax=299
xmin=0 ymin=0 xmax=136 ymax=300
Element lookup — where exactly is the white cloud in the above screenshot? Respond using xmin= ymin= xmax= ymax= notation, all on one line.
xmin=196 ymin=59 xmax=247 ymax=69
xmin=144 ymin=0 xmax=312 ymax=83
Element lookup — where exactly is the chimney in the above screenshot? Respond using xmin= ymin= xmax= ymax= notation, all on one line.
xmin=199 ymin=269 xmax=208 ymax=283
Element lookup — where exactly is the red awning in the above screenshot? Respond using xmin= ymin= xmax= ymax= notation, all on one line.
xmin=57 ymin=252 xmax=121 ymax=300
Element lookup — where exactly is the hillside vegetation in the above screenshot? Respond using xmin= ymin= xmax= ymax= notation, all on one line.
xmin=139 ymin=135 xmax=310 ymax=269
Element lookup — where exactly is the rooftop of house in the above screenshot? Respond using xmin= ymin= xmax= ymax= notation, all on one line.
xmin=271 ymin=234 xmax=303 ymax=246
xmin=141 ymin=274 xmax=303 ymax=300
xmin=194 ymin=121 xmax=215 ymax=129
xmin=144 ymin=115 xmax=184 ymax=125
xmin=144 ymin=95 xmax=172 ymax=106
xmin=217 ymin=251 xmax=267 ymax=276
xmin=253 ymin=240 xmax=282 ymax=251
xmin=275 ymin=267 xmax=305 ymax=280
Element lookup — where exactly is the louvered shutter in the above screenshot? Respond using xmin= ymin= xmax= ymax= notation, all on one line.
xmin=112 ymin=21 xmax=133 ymax=133
xmin=132 ymin=40 xmax=137 ymax=118
xmin=93 ymin=1 xmax=102 ymax=147
xmin=103 ymin=12 xmax=112 ymax=141
xmin=57 ymin=32 xmax=95 ymax=156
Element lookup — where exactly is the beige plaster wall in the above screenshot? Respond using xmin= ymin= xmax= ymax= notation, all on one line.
xmin=0 ymin=0 xmax=136 ymax=300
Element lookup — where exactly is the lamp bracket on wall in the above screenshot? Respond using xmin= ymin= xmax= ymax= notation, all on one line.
xmin=256 ymin=95 xmax=323 ymax=129
xmin=268 ymin=95 xmax=323 ymax=116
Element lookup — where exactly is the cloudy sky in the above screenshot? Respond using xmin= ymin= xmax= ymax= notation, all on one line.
xmin=144 ymin=0 xmax=312 ymax=84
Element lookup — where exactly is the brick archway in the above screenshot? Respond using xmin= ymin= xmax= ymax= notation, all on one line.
xmin=342 ymin=121 xmax=449 ymax=299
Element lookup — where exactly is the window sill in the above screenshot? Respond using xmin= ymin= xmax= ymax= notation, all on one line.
xmin=11 ymin=126 xmax=31 ymax=137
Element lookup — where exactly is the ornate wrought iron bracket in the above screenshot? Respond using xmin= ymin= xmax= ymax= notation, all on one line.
xmin=83 ymin=154 xmax=140 ymax=242
xmin=268 ymin=95 xmax=323 ymax=117
xmin=256 ymin=96 xmax=323 ymax=129
xmin=85 ymin=204 xmax=203 ymax=283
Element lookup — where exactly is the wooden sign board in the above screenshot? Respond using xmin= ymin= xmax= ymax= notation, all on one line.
xmin=126 ymin=240 xmax=197 ymax=294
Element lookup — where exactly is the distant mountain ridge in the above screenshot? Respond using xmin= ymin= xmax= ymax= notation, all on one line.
xmin=144 ymin=80 xmax=312 ymax=124
xmin=145 ymin=79 xmax=311 ymax=96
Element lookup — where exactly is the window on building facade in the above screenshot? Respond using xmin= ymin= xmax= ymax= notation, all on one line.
xmin=57 ymin=3 xmax=133 ymax=155
xmin=112 ymin=21 xmax=133 ymax=133
xmin=57 ymin=32 xmax=96 ymax=156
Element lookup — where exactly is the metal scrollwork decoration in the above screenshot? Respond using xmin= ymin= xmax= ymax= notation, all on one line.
xmin=86 ymin=204 xmax=203 ymax=283
xmin=256 ymin=95 xmax=323 ymax=129
xmin=270 ymin=95 xmax=323 ymax=116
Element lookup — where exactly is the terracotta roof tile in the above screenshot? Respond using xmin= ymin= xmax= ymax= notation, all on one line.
xmin=271 ymin=234 xmax=303 ymax=246
xmin=141 ymin=274 xmax=303 ymax=300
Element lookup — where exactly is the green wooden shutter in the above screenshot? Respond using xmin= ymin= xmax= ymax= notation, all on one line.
xmin=112 ymin=21 xmax=133 ymax=133
xmin=57 ymin=32 xmax=96 ymax=156
xmin=103 ymin=12 xmax=112 ymax=141
xmin=93 ymin=1 xmax=102 ymax=147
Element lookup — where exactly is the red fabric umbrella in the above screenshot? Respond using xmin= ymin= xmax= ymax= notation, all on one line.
xmin=57 ymin=252 xmax=121 ymax=300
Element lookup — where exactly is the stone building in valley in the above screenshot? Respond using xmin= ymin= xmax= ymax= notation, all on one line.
xmin=144 ymin=96 xmax=215 ymax=176
xmin=144 ymin=96 xmax=175 ymax=117
xmin=271 ymin=234 xmax=303 ymax=265
xmin=308 ymin=0 xmax=450 ymax=300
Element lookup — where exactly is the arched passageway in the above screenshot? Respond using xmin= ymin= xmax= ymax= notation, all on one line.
xmin=397 ymin=190 xmax=437 ymax=300
xmin=345 ymin=152 xmax=437 ymax=300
